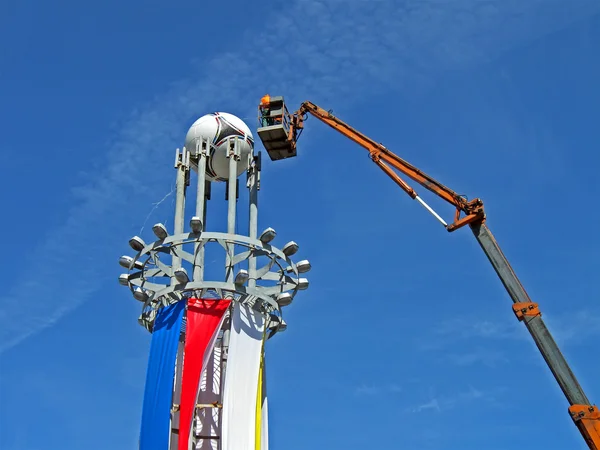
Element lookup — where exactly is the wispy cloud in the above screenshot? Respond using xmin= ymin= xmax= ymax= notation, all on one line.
xmin=2 ymin=0 xmax=599 ymax=353
xmin=544 ymin=309 xmax=600 ymax=346
xmin=410 ymin=385 xmax=506 ymax=413
xmin=424 ymin=309 xmax=600 ymax=348
xmin=441 ymin=347 xmax=509 ymax=368
xmin=354 ymin=383 xmax=402 ymax=396
xmin=419 ymin=308 xmax=600 ymax=370
xmin=418 ymin=316 xmax=526 ymax=353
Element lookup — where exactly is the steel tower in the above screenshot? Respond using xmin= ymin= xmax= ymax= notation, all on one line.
xmin=118 ymin=118 xmax=310 ymax=449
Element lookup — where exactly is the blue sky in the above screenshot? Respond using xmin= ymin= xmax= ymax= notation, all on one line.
xmin=1 ymin=1 xmax=599 ymax=449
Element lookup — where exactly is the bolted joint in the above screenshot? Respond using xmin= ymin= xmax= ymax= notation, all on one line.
xmin=568 ymin=404 xmax=600 ymax=443
xmin=569 ymin=405 xmax=600 ymax=422
xmin=512 ymin=302 xmax=541 ymax=321
xmin=174 ymin=147 xmax=191 ymax=169
xmin=465 ymin=198 xmax=484 ymax=214
xmin=195 ymin=138 xmax=210 ymax=158
xmin=227 ymin=138 xmax=241 ymax=160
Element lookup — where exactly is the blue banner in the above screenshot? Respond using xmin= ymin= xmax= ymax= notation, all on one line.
xmin=139 ymin=301 xmax=185 ymax=450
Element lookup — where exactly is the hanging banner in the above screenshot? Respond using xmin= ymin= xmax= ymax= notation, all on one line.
xmin=178 ymin=298 xmax=231 ymax=450
xmin=139 ymin=301 xmax=185 ymax=450
xmin=260 ymin=354 xmax=269 ymax=450
xmin=255 ymin=344 xmax=264 ymax=450
xmin=221 ymin=302 xmax=266 ymax=450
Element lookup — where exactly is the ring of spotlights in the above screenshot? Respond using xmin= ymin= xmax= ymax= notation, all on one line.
xmin=119 ymin=231 xmax=309 ymax=332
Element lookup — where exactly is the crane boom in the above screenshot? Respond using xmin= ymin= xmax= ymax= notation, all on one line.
xmin=256 ymin=95 xmax=600 ymax=448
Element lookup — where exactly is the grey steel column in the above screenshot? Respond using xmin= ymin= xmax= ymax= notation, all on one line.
xmin=170 ymin=147 xmax=189 ymax=450
xmin=470 ymin=221 xmax=589 ymax=406
xmin=173 ymin=147 xmax=189 ymax=285
xmin=194 ymin=139 xmax=208 ymax=282
xmin=248 ymin=152 xmax=259 ymax=289
xmin=226 ymin=138 xmax=238 ymax=283
xmin=170 ymin=340 xmax=184 ymax=450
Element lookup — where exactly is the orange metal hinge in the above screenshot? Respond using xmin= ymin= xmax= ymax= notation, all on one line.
xmin=512 ymin=302 xmax=541 ymax=321
xmin=569 ymin=405 xmax=600 ymax=450
xmin=446 ymin=213 xmax=484 ymax=232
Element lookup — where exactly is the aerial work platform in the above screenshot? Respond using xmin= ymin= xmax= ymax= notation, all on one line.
xmin=256 ymin=95 xmax=297 ymax=161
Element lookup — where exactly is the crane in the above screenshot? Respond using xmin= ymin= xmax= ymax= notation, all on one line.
xmin=255 ymin=95 xmax=600 ymax=448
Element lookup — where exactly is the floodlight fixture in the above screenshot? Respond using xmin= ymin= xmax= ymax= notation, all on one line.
xmin=152 ymin=223 xmax=168 ymax=240
xmin=119 ymin=255 xmax=143 ymax=270
xmin=133 ymin=287 xmax=148 ymax=302
xmin=234 ymin=269 xmax=249 ymax=286
xmin=297 ymin=278 xmax=309 ymax=290
xmin=276 ymin=292 xmax=293 ymax=307
xmin=174 ymin=267 xmax=190 ymax=284
xmin=118 ymin=274 xmax=130 ymax=286
xmin=129 ymin=236 xmax=146 ymax=252
xmin=190 ymin=216 xmax=203 ymax=234
xmin=268 ymin=313 xmax=280 ymax=326
xmin=282 ymin=241 xmax=299 ymax=257
xmin=259 ymin=227 xmax=276 ymax=244
xmin=296 ymin=259 xmax=311 ymax=273
xmin=278 ymin=319 xmax=288 ymax=332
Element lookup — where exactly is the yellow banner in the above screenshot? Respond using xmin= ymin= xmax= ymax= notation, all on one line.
xmin=255 ymin=331 xmax=266 ymax=449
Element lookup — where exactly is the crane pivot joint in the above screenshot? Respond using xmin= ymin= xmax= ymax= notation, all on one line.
xmin=569 ymin=405 xmax=600 ymax=448
xmin=570 ymin=405 xmax=600 ymax=421
xmin=512 ymin=302 xmax=541 ymax=321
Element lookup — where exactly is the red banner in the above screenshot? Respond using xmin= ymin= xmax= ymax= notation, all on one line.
xmin=178 ymin=298 xmax=231 ymax=450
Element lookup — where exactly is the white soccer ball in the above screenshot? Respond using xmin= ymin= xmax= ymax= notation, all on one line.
xmin=184 ymin=112 xmax=254 ymax=182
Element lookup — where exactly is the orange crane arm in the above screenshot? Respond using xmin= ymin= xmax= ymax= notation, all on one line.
xmin=293 ymin=101 xmax=485 ymax=231
xmin=256 ymin=96 xmax=600 ymax=449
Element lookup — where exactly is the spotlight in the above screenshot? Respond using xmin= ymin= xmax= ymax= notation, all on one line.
xmin=174 ymin=267 xmax=189 ymax=284
xmin=296 ymin=260 xmax=311 ymax=273
xmin=234 ymin=269 xmax=249 ymax=286
xmin=278 ymin=319 xmax=288 ymax=332
xmin=267 ymin=314 xmax=281 ymax=330
xmin=190 ymin=216 xmax=203 ymax=234
xmin=276 ymin=292 xmax=293 ymax=307
xmin=152 ymin=223 xmax=168 ymax=240
xmin=119 ymin=255 xmax=143 ymax=270
xmin=259 ymin=227 xmax=276 ymax=244
xmin=282 ymin=241 xmax=299 ymax=257
xmin=297 ymin=278 xmax=309 ymax=290
xmin=133 ymin=287 xmax=148 ymax=302
xmin=129 ymin=236 xmax=146 ymax=252
xmin=118 ymin=274 xmax=130 ymax=286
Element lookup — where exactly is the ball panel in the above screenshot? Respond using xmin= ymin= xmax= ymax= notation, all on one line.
xmin=184 ymin=112 xmax=254 ymax=182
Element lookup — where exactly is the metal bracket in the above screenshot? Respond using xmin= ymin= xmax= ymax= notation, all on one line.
xmin=570 ymin=405 xmax=600 ymax=422
xmin=512 ymin=302 xmax=541 ymax=321
xmin=569 ymin=404 xmax=600 ymax=442
xmin=227 ymin=137 xmax=241 ymax=160
xmin=196 ymin=138 xmax=209 ymax=158
xmin=175 ymin=147 xmax=191 ymax=170
xmin=196 ymin=402 xmax=222 ymax=409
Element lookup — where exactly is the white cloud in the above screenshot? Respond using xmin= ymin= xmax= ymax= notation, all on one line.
xmin=2 ymin=0 xmax=599 ymax=353
xmin=545 ymin=310 xmax=600 ymax=346
xmin=410 ymin=385 xmax=505 ymax=413
xmin=442 ymin=348 xmax=509 ymax=367
xmin=414 ymin=398 xmax=442 ymax=413
xmin=354 ymin=383 xmax=402 ymax=396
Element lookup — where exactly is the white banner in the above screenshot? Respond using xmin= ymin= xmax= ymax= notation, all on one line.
xmin=221 ymin=302 xmax=265 ymax=450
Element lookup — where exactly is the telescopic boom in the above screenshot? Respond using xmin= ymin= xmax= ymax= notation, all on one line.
xmin=256 ymin=95 xmax=600 ymax=449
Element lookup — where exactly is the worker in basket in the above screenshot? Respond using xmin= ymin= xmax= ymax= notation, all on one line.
xmin=259 ymin=94 xmax=283 ymax=126
xmin=260 ymin=94 xmax=271 ymax=126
